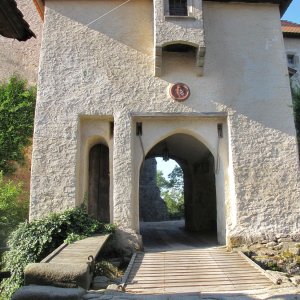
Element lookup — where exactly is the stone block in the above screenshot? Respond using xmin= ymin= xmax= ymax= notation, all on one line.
xmin=12 ymin=285 xmax=86 ymax=300
xmin=289 ymin=247 xmax=300 ymax=255
xmin=92 ymin=276 xmax=110 ymax=290
xmin=273 ymin=243 xmax=283 ymax=250
xmin=278 ymin=237 xmax=293 ymax=243
xmin=24 ymin=263 xmax=93 ymax=290
xmin=266 ymin=241 xmax=277 ymax=247
xmin=106 ymin=284 xmax=119 ymax=291
xmin=291 ymin=276 xmax=300 ymax=286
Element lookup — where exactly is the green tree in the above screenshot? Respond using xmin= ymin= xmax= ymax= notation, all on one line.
xmin=162 ymin=190 xmax=184 ymax=219
xmin=156 ymin=164 xmax=184 ymax=219
xmin=0 ymin=172 xmax=28 ymax=246
xmin=292 ymin=87 xmax=300 ymax=154
xmin=156 ymin=170 xmax=169 ymax=191
xmin=0 ymin=76 xmax=36 ymax=174
xmin=168 ymin=165 xmax=183 ymax=192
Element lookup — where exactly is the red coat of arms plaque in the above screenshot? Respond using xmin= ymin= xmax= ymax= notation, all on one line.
xmin=169 ymin=83 xmax=190 ymax=101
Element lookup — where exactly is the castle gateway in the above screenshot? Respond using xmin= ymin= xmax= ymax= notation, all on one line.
xmin=30 ymin=0 xmax=300 ymax=249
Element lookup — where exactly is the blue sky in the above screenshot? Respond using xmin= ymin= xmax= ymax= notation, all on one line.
xmin=156 ymin=158 xmax=178 ymax=179
xmin=282 ymin=0 xmax=300 ymax=23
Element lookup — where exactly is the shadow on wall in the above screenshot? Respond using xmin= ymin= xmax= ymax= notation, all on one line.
xmin=47 ymin=0 xmax=154 ymax=56
xmin=47 ymin=0 xmax=296 ymax=136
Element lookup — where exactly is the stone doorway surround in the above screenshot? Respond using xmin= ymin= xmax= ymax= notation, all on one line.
xmin=78 ymin=117 xmax=114 ymax=222
xmin=131 ymin=113 xmax=230 ymax=245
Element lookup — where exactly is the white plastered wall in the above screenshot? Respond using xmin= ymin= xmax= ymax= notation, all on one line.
xmin=131 ymin=116 xmax=229 ymax=244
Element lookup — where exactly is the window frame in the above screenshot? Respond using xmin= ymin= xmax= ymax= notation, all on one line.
xmin=287 ymin=54 xmax=295 ymax=65
xmin=164 ymin=0 xmax=194 ymax=18
xmin=286 ymin=52 xmax=299 ymax=67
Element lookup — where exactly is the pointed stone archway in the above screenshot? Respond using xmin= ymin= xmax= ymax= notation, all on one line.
xmin=140 ymin=133 xmax=217 ymax=238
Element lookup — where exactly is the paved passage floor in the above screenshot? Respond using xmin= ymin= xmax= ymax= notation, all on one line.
xmin=125 ymin=221 xmax=273 ymax=294
xmin=140 ymin=220 xmax=218 ymax=251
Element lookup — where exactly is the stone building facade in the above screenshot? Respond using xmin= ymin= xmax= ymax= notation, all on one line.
xmin=282 ymin=21 xmax=300 ymax=89
xmin=29 ymin=0 xmax=299 ymax=249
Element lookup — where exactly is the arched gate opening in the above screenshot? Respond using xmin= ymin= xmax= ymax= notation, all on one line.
xmin=139 ymin=133 xmax=217 ymax=245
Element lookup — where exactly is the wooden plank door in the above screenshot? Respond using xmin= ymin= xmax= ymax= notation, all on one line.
xmin=88 ymin=144 xmax=110 ymax=223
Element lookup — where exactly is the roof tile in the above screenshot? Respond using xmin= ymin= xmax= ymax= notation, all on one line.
xmin=282 ymin=20 xmax=300 ymax=36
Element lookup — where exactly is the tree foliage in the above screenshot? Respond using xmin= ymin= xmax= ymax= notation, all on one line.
xmin=0 ymin=76 xmax=36 ymax=174
xmin=292 ymin=87 xmax=300 ymax=154
xmin=163 ymin=190 xmax=184 ymax=219
xmin=168 ymin=165 xmax=183 ymax=192
xmin=156 ymin=165 xmax=184 ymax=219
xmin=0 ymin=172 xmax=28 ymax=246
xmin=156 ymin=170 xmax=169 ymax=189
xmin=0 ymin=206 xmax=115 ymax=299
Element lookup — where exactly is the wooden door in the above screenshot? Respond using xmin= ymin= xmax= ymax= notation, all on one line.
xmin=88 ymin=144 xmax=110 ymax=223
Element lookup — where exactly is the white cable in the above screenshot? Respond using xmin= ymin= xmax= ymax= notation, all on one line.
xmin=139 ymin=135 xmax=145 ymax=162
xmin=85 ymin=0 xmax=132 ymax=27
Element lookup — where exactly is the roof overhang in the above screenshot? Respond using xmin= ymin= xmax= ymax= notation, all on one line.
xmin=282 ymin=20 xmax=300 ymax=38
xmin=33 ymin=0 xmax=45 ymax=20
xmin=288 ymin=67 xmax=297 ymax=76
xmin=32 ymin=0 xmax=291 ymax=21
xmin=204 ymin=0 xmax=291 ymax=16
xmin=283 ymin=32 xmax=300 ymax=38
xmin=0 ymin=0 xmax=36 ymax=41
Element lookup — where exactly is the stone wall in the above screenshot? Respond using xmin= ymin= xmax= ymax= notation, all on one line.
xmin=139 ymin=158 xmax=169 ymax=222
xmin=0 ymin=0 xmax=42 ymax=84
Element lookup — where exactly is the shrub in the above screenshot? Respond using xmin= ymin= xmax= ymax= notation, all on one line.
xmin=292 ymin=87 xmax=300 ymax=156
xmin=94 ymin=261 xmax=123 ymax=281
xmin=0 ymin=76 xmax=36 ymax=174
xmin=0 ymin=206 xmax=115 ymax=299
xmin=0 ymin=172 xmax=28 ymax=246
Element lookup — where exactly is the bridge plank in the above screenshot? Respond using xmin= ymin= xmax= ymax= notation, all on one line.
xmin=125 ymin=248 xmax=273 ymax=294
xmin=49 ymin=234 xmax=110 ymax=264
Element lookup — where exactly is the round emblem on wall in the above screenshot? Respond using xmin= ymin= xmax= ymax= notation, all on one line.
xmin=169 ymin=82 xmax=190 ymax=101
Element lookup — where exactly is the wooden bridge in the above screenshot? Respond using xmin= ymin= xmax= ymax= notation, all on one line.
xmin=125 ymin=247 xmax=274 ymax=294
xmin=124 ymin=222 xmax=275 ymax=295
